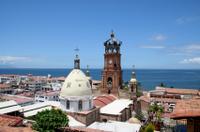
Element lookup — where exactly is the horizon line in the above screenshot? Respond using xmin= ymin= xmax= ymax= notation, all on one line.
xmin=0 ymin=67 xmax=200 ymax=70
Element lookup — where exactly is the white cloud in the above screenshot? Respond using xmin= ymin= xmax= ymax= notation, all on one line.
xmin=180 ymin=57 xmax=200 ymax=64
xmin=0 ymin=56 xmax=31 ymax=64
xmin=151 ymin=34 xmax=167 ymax=41
xmin=176 ymin=16 xmax=200 ymax=24
xmin=167 ymin=44 xmax=200 ymax=56
xmin=184 ymin=44 xmax=200 ymax=52
xmin=140 ymin=45 xmax=165 ymax=49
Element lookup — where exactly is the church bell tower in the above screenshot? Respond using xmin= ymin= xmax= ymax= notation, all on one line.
xmin=101 ymin=31 xmax=122 ymax=96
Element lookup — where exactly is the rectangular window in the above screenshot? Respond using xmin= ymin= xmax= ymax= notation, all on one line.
xmin=66 ymin=100 xmax=70 ymax=109
xmin=78 ymin=100 xmax=82 ymax=110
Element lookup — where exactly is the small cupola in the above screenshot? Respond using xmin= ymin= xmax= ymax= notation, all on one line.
xmin=74 ymin=48 xmax=80 ymax=69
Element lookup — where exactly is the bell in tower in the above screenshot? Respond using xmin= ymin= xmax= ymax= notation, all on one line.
xmin=101 ymin=31 xmax=123 ymax=96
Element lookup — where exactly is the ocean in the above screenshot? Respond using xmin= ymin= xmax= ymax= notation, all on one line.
xmin=0 ymin=68 xmax=200 ymax=91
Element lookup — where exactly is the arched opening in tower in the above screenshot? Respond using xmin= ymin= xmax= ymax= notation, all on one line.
xmin=107 ymin=77 xmax=113 ymax=94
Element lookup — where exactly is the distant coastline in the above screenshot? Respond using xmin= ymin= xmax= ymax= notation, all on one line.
xmin=0 ymin=68 xmax=200 ymax=91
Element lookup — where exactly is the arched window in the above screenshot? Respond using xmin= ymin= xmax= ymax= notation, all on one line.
xmin=107 ymin=77 xmax=113 ymax=87
xmin=108 ymin=90 xmax=111 ymax=94
xmin=78 ymin=100 xmax=82 ymax=110
xmin=107 ymin=77 xmax=112 ymax=94
xmin=66 ymin=100 xmax=70 ymax=109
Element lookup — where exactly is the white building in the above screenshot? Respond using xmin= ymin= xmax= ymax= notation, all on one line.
xmin=28 ymin=81 xmax=46 ymax=91
xmin=42 ymin=82 xmax=62 ymax=91
xmin=88 ymin=121 xmax=141 ymax=132
xmin=35 ymin=91 xmax=60 ymax=102
xmin=0 ymin=100 xmax=21 ymax=115
xmin=0 ymin=76 xmax=12 ymax=83
xmin=59 ymin=54 xmax=93 ymax=112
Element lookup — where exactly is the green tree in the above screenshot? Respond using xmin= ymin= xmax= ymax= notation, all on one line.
xmin=144 ymin=123 xmax=155 ymax=132
xmin=160 ymin=82 xmax=165 ymax=87
xmin=32 ymin=109 xmax=69 ymax=132
xmin=148 ymin=103 xmax=164 ymax=123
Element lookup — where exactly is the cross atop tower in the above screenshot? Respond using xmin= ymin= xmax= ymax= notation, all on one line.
xmin=110 ymin=30 xmax=115 ymax=38
xmin=132 ymin=65 xmax=135 ymax=70
xmin=131 ymin=65 xmax=136 ymax=78
xmin=74 ymin=47 xmax=80 ymax=58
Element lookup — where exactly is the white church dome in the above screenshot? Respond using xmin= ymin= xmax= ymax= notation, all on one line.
xmin=60 ymin=69 xmax=92 ymax=97
xmin=130 ymin=71 xmax=137 ymax=83
xmin=130 ymin=78 xmax=137 ymax=83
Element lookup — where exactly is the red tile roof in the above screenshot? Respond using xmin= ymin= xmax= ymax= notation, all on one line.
xmin=93 ymin=94 xmax=117 ymax=107
xmin=170 ymin=98 xmax=200 ymax=119
xmin=0 ymin=84 xmax=10 ymax=89
xmin=36 ymin=91 xmax=60 ymax=96
xmin=138 ymin=95 xmax=180 ymax=103
xmin=156 ymin=87 xmax=199 ymax=95
xmin=0 ymin=74 xmax=19 ymax=77
xmin=0 ymin=126 xmax=33 ymax=132
xmin=1 ymin=95 xmax=34 ymax=104
xmin=0 ymin=115 xmax=23 ymax=127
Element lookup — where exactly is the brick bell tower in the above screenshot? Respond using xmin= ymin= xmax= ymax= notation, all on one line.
xmin=101 ymin=31 xmax=123 ymax=96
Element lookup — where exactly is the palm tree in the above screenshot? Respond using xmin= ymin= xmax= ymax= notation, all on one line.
xmin=148 ymin=103 xmax=164 ymax=123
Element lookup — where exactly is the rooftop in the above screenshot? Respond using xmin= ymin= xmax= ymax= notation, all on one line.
xmin=170 ymin=98 xmax=200 ymax=119
xmin=156 ymin=86 xmax=199 ymax=95
xmin=48 ymin=76 xmax=66 ymax=81
xmin=100 ymin=99 xmax=132 ymax=115
xmin=0 ymin=84 xmax=11 ymax=89
xmin=35 ymin=91 xmax=60 ymax=96
xmin=0 ymin=100 xmax=18 ymax=109
xmin=88 ymin=121 xmax=141 ymax=132
xmin=68 ymin=115 xmax=85 ymax=127
xmin=1 ymin=94 xmax=34 ymax=104
xmin=0 ymin=115 xmax=22 ymax=127
xmin=138 ymin=95 xmax=180 ymax=103
xmin=21 ymin=101 xmax=60 ymax=117
xmin=93 ymin=94 xmax=117 ymax=107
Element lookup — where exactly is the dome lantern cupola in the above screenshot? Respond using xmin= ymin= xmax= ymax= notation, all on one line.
xmin=130 ymin=65 xmax=137 ymax=84
xmin=86 ymin=65 xmax=90 ymax=77
xmin=74 ymin=48 xmax=80 ymax=69
xmin=129 ymin=65 xmax=138 ymax=96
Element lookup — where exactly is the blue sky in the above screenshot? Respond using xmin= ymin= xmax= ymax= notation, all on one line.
xmin=0 ymin=0 xmax=200 ymax=69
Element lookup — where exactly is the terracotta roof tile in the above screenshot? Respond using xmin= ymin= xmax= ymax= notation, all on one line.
xmin=156 ymin=87 xmax=199 ymax=95
xmin=0 ymin=115 xmax=22 ymax=127
xmin=0 ymin=126 xmax=33 ymax=132
xmin=1 ymin=95 xmax=34 ymax=104
xmin=170 ymin=98 xmax=200 ymax=119
xmin=0 ymin=84 xmax=10 ymax=89
xmin=93 ymin=95 xmax=117 ymax=107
